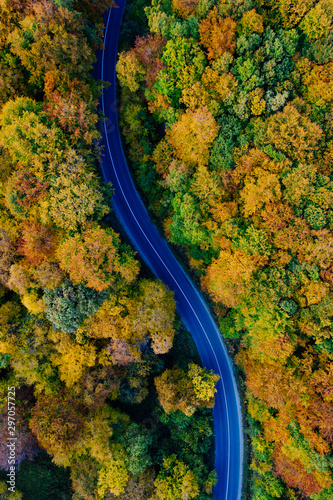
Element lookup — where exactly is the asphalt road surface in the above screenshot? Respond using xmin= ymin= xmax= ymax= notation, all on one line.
xmin=95 ymin=4 xmax=244 ymax=498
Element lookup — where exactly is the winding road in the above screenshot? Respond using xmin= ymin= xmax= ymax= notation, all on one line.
xmin=95 ymin=3 xmax=244 ymax=498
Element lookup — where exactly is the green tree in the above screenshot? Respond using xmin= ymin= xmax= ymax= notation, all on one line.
xmin=120 ymin=423 xmax=153 ymax=476
xmin=43 ymin=279 xmax=107 ymax=333
xmin=154 ymin=37 xmax=206 ymax=106
xmin=154 ymin=455 xmax=199 ymax=500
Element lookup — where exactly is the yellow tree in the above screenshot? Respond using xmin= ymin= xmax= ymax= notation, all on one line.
xmin=166 ymin=106 xmax=219 ymax=166
xmin=131 ymin=280 xmax=176 ymax=354
xmin=155 ymin=364 xmax=219 ymax=416
xmin=56 ymin=224 xmax=139 ymax=292
xmin=50 ymin=332 xmax=97 ymax=387
xmin=202 ymin=249 xmax=256 ymax=308
xmin=154 ymin=455 xmax=199 ymax=500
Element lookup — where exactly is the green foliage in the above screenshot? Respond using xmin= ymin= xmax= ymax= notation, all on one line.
xmin=11 ymin=451 xmax=72 ymax=500
xmin=120 ymin=423 xmax=153 ymax=475
xmin=0 ymin=353 xmax=10 ymax=369
xmin=154 ymin=37 xmax=206 ymax=106
xmin=43 ymin=279 xmax=108 ymax=333
xmin=304 ymin=204 xmax=327 ymax=229
xmin=279 ymin=298 xmax=297 ymax=315
xmin=209 ymin=115 xmax=242 ymax=171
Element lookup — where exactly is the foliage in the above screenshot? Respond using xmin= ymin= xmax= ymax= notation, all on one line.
xmin=43 ymin=279 xmax=107 ymax=333
xmin=154 ymin=454 xmax=199 ymax=500
xmin=117 ymin=0 xmax=333 ymax=496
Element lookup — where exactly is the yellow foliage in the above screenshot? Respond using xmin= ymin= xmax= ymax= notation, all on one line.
xmin=248 ymin=88 xmax=266 ymax=116
xmin=301 ymin=281 xmax=328 ymax=306
xmin=21 ymin=291 xmax=46 ymax=315
xmin=202 ymin=249 xmax=256 ymax=308
xmin=247 ymin=393 xmax=271 ymax=423
xmin=51 ymin=334 xmax=97 ymax=387
xmin=116 ymin=51 xmax=145 ymax=92
xmin=166 ymin=106 xmax=219 ymax=166
xmin=97 ymin=451 xmax=129 ymax=497
xmin=239 ymin=9 xmax=264 ymax=35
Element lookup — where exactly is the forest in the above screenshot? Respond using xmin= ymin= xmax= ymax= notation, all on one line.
xmin=0 ymin=1 xmax=220 ymax=499
xmin=117 ymin=0 xmax=333 ymax=498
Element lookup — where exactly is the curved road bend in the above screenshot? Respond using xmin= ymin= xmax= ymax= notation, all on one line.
xmin=95 ymin=3 xmax=244 ymax=499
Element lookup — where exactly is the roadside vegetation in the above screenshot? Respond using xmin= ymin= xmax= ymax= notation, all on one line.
xmin=117 ymin=0 xmax=333 ymax=498
xmin=0 ymin=1 xmax=219 ymax=498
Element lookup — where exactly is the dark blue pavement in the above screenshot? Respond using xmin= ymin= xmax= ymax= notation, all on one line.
xmin=95 ymin=4 xmax=244 ymax=498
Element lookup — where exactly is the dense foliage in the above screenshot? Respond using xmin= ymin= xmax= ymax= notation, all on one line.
xmin=0 ymin=1 xmax=219 ymax=498
xmin=117 ymin=0 xmax=333 ymax=498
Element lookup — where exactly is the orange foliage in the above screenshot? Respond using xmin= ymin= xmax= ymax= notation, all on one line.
xmin=274 ymin=446 xmax=332 ymax=497
xmin=172 ymin=0 xmax=199 ymax=18
xmin=57 ymin=225 xmax=139 ymax=292
xmin=17 ymin=221 xmax=57 ymax=266
xmin=199 ymin=8 xmax=237 ymax=60
xmin=202 ymin=249 xmax=256 ymax=308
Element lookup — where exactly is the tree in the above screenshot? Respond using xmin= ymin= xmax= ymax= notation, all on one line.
xmin=8 ymin=1 xmax=95 ymax=88
xmin=199 ymin=8 xmax=236 ymax=60
xmin=116 ymin=51 xmax=146 ymax=93
xmin=44 ymin=89 xmax=100 ymax=145
xmin=105 ymin=469 xmax=156 ymax=500
xmin=70 ymin=456 xmax=99 ymax=500
xmin=43 ymin=279 xmax=107 ymax=333
xmin=5 ymin=168 xmax=49 ymax=218
xmin=155 ymin=364 xmax=219 ymax=417
xmin=51 ymin=333 xmax=97 ymax=387
xmin=57 ymin=225 xmax=139 ymax=292
xmin=299 ymin=1 xmax=333 ymax=42
xmin=47 ymin=176 xmax=110 ymax=231
xmin=0 ymin=97 xmax=65 ymax=165
xmin=120 ymin=423 xmax=153 ymax=476
xmin=0 ymin=481 xmax=23 ymax=499
xmin=265 ymin=101 xmax=323 ymax=162
xmin=277 ymin=0 xmax=318 ymax=29
xmin=154 ymin=455 xmax=199 ymax=500
xmin=273 ymin=445 xmax=332 ymax=497
xmin=0 ymin=229 xmax=17 ymax=286
xmin=187 ymin=363 xmax=220 ymax=405
xmin=29 ymin=391 xmax=83 ymax=457
xmin=169 ymin=192 xmax=207 ymax=247
xmin=17 ymin=221 xmax=57 ymax=266
xmin=33 ymin=262 xmax=66 ymax=290
xmin=238 ymin=9 xmax=264 ymax=35
xmin=131 ymin=280 xmax=175 ymax=355
xmin=166 ymin=107 xmax=219 ymax=166
xmin=202 ymin=249 xmax=256 ymax=308
xmin=154 ymin=37 xmax=206 ymax=106
xmin=97 ymin=453 xmax=129 ymax=498
xmin=172 ymin=0 xmax=199 ymax=19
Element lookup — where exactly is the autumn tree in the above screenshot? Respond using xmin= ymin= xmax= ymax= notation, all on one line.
xmin=155 ymin=364 xmax=219 ymax=417
xmin=154 ymin=455 xmax=199 ymax=500
xmin=56 ymin=225 xmax=139 ymax=292
xmin=0 ymin=97 xmax=65 ymax=165
xmin=0 ymin=229 xmax=17 ymax=286
xmin=17 ymin=221 xmax=57 ymax=266
xmin=29 ymin=391 xmax=83 ymax=457
xmin=172 ymin=0 xmax=199 ymax=19
xmin=154 ymin=37 xmax=206 ymax=106
xmin=131 ymin=280 xmax=175 ymax=354
xmin=8 ymin=1 xmax=95 ymax=88
xmin=166 ymin=107 xmax=219 ymax=166
xmin=199 ymin=8 xmax=237 ymax=60
xmin=202 ymin=249 xmax=256 ymax=308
